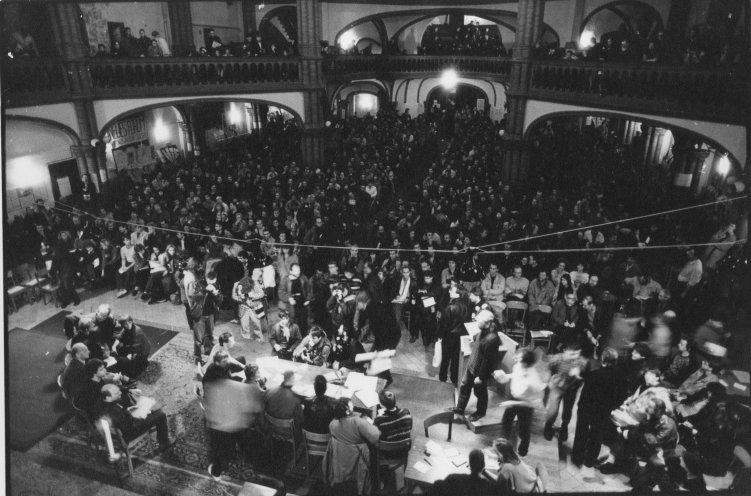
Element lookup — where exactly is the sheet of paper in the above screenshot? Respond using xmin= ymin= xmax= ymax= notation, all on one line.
xmin=733 ymin=383 xmax=748 ymax=392
xmin=414 ymin=461 xmax=430 ymax=473
xmin=344 ymin=372 xmax=378 ymax=391
xmin=92 ymin=258 xmax=100 ymax=268
xmin=443 ymin=447 xmax=459 ymax=458
xmin=57 ymin=177 xmax=72 ymax=198
xmin=732 ymin=370 xmax=750 ymax=383
xmin=324 ymin=371 xmax=341 ymax=382
xmin=367 ymin=358 xmax=392 ymax=376
xmin=324 ymin=384 xmax=353 ymax=399
xmin=355 ymin=389 xmax=380 ymax=408
xmin=425 ymin=440 xmax=443 ymax=456
xmin=464 ymin=322 xmax=481 ymax=339
xmin=422 ymin=296 xmax=436 ymax=308
xmin=104 ymin=356 xmax=117 ymax=368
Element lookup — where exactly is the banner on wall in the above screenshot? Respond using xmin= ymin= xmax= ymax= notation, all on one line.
xmin=112 ymin=142 xmax=156 ymax=171
xmin=107 ymin=115 xmax=148 ymax=149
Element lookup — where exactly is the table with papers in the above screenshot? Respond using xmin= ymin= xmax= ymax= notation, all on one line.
xmin=404 ymin=435 xmax=500 ymax=492
xmin=255 ymin=356 xmax=386 ymax=416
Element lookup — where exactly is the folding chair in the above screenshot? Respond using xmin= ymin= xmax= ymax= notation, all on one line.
xmin=6 ymin=269 xmax=31 ymax=312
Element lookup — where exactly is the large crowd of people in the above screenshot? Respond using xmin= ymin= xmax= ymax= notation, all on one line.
xmin=8 ymin=101 xmax=750 ymax=493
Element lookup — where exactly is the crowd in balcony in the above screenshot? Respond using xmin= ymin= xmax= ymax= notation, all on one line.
xmin=7 ymin=99 xmax=750 ymax=491
xmin=90 ymin=26 xmax=297 ymax=59
xmin=536 ymin=24 xmax=747 ymax=67
xmin=418 ymin=22 xmax=507 ymax=56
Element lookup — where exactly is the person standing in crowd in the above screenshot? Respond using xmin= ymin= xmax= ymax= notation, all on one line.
xmin=278 ymin=262 xmax=309 ymax=335
xmin=572 ymin=348 xmax=627 ymax=467
xmin=544 ymin=341 xmax=587 ymax=442
xmin=414 ymin=269 xmax=440 ymax=346
xmin=494 ymin=349 xmax=546 ymax=456
xmin=55 ymin=230 xmax=81 ymax=307
xmin=391 ymin=265 xmax=417 ymax=342
xmin=233 ymin=269 xmax=266 ymax=341
xmin=453 ymin=310 xmax=499 ymax=422
xmin=437 ymin=284 xmax=470 ymax=385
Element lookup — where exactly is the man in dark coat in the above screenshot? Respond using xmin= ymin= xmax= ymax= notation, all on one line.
xmin=453 ymin=310 xmax=500 ymax=421
xmin=437 ymin=286 xmax=470 ymax=385
xmin=572 ymin=347 xmax=628 ymax=467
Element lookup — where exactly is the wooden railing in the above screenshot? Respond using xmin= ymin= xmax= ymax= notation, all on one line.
xmin=324 ymin=55 xmax=513 ymax=79
xmin=528 ymin=59 xmax=747 ymax=123
xmin=3 ymin=56 xmax=747 ymax=124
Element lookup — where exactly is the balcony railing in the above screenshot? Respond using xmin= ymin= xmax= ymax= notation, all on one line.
xmin=324 ymin=55 xmax=512 ymax=79
xmin=3 ymin=58 xmax=69 ymax=101
xmin=528 ymin=60 xmax=747 ymax=123
xmin=4 ymin=57 xmax=303 ymax=106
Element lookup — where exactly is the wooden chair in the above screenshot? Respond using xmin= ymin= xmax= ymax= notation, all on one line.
xmin=103 ymin=420 xmax=157 ymax=478
xmin=423 ymin=411 xmax=453 ymax=441
xmin=6 ymin=269 xmax=31 ymax=312
xmin=302 ymin=429 xmax=331 ymax=478
xmin=373 ymin=438 xmax=411 ymax=495
xmin=264 ymin=412 xmax=302 ymax=469
xmin=20 ymin=263 xmax=46 ymax=300
xmin=37 ymin=265 xmax=60 ymax=306
xmin=504 ymin=301 xmax=530 ymax=345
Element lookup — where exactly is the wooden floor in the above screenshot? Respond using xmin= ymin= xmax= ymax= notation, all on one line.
xmin=7 ymin=288 xmax=635 ymax=493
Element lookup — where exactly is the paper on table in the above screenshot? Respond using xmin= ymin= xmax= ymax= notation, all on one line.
xmin=425 ymin=440 xmax=443 ymax=456
xmin=464 ymin=322 xmax=481 ymax=339
xmin=345 ymin=372 xmax=378 ymax=392
xmin=355 ymin=389 xmax=380 ymax=408
xmin=324 ymin=371 xmax=341 ymax=383
xmin=443 ymin=447 xmax=459 ymax=458
xmin=414 ymin=461 xmax=430 ymax=473
xmin=324 ymin=384 xmax=353 ymax=399
xmin=292 ymin=384 xmax=315 ymax=397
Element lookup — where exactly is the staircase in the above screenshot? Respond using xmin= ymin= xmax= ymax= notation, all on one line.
xmin=270 ymin=16 xmax=292 ymax=43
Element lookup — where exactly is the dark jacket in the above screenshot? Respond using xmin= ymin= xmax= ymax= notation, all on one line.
xmin=437 ymin=298 xmax=470 ymax=339
xmin=303 ymin=395 xmax=336 ymax=434
xmin=578 ymin=365 xmax=628 ymax=416
xmin=467 ymin=328 xmax=500 ymax=379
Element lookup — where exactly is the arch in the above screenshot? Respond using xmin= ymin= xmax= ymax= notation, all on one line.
xmin=580 ymin=1 xmax=665 ymax=41
xmin=416 ymin=77 xmax=504 ymax=107
xmin=424 ymin=82 xmax=490 ymax=107
xmin=94 ymin=94 xmax=305 ymax=138
xmin=523 ymin=109 xmax=743 ymax=167
xmin=5 ymin=115 xmax=81 ymax=146
xmin=330 ymin=79 xmax=390 ymax=109
xmin=390 ymin=12 xmax=516 ymax=45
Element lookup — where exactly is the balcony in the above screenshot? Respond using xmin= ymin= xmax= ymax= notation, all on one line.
xmin=324 ymin=55 xmax=512 ymax=81
xmin=4 ymin=57 xmax=303 ymax=107
xmin=528 ymin=60 xmax=747 ymax=124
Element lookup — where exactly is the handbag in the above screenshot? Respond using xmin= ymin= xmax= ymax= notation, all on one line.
xmin=432 ymin=339 xmax=442 ymax=368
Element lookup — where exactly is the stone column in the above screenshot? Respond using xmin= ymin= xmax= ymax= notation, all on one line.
xmin=501 ymin=0 xmax=545 ymax=184
xmin=297 ymin=0 xmax=325 ymax=168
xmin=48 ymin=3 xmax=103 ymax=191
xmin=570 ymin=0 xmax=586 ymax=45
xmin=168 ymin=1 xmax=194 ymax=56
xmin=242 ymin=1 xmax=258 ymax=36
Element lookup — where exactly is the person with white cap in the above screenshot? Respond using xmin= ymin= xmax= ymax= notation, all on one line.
xmin=453 ymin=309 xmax=500 ymax=421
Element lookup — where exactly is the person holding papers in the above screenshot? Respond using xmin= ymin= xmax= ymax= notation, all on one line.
xmin=453 ymin=310 xmax=500 ymax=422
xmin=391 ymin=266 xmax=417 ymax=342
xmin=415 ymin=270 xmax=440 ymax=346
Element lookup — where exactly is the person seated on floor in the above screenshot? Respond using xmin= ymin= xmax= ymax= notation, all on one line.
xmin=293 ymin=326 xmax=332 ymax=366
xmin=113 ymin=315 xmax=152 ymax=378
xmin=61 ymin=342 xmax=92 ymax=399
xmin=661 ymin=336 xmax=700 ymax=388
xmin=431 ymin=449 xmax=498 ymax=496
xmin=95 ymin=383 xmax=174 ymax=461
xmin=599 ymin=397 xmax=678 ymax=491
xmin=202 ymin=331 xmax=246 ymax=377
xmin=612 ymin=369 xmax=673 ymax=427
xmin=91 ymin=303 xmax=118 ymax=348
xmin=264 ymin=369 xmax=303 ymax=427
xmin=302 ymin=375 xmax=336 ymax=434
xmin=269 ymin=310 xmax=302 ymax=360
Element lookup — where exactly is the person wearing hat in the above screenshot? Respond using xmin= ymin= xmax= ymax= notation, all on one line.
xmin=453 ymin=309 xmax=500 ymax=422
xmin=415 ymin=269 xmax=440 ymax=345
xmin=264 ymin=369 xmax=303 ymax=427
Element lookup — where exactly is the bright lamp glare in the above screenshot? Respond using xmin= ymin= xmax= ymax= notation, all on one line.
xmin=8 ymin=158 xmax=46 ymax=189
xmin=153 ymin=119 xmax=169 ymax=142
xmin=441 ymin=69 xmax=458 ymax=90
xmin=339 ymin=31 xmax=357 ymax=50
xmin=717 ymin=155 xmax=731 ymax=176
xmin=228 ymin=107 xmax=243 ymax=125
xmin=579 ymin=30 xmax=595 ymax=49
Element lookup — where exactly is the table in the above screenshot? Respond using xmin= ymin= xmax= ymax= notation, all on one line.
xmin=255 ymin=356 xmax=386 ymax=417
xmin=404 ymin=435 xmax=500 ymax=492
